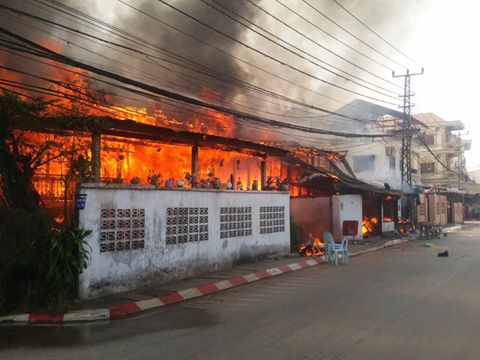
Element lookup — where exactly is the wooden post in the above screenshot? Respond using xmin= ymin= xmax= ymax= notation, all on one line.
xmin=91 ymin=132 xmax=101 ymax=182
xmin=287 ymin=165 xmax=292 ymax=184
xmin=260 ymin=159 xmax=267 ymax=190
xmin=191 ymin=144 xmax=199 ymax=187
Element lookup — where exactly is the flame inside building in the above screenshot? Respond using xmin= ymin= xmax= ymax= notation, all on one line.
xmin=362 ymin=216 xmax=379 ymax=238
xmin=32 ymin=130 xmax=287 ymax=201
xmin=26 ymin=96 xmax=297 ymax=206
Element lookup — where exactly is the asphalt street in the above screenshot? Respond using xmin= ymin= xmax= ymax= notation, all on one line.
xmin=2 ymin=225 xmax=480 ymax=360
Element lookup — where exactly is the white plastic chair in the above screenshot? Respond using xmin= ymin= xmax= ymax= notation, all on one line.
xmin=323 ymin=231 xmax=349 ymax=265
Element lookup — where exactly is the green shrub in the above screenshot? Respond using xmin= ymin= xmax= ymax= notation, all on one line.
xmin=0 ymin=208 xmax=51 ymax=313
xmin=47 ymin=228 xmax=91 ymax=305
xmin=290 ymin=217 xmax=302 ymax=253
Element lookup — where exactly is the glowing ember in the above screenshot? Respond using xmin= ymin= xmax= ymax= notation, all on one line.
xmin=299 ymin=234 xmax=325 ymax=257
xmin=398 ymin=219 xmax=411 ymax=234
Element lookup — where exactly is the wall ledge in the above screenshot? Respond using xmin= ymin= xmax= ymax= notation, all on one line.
xmin=79 ymin=182 xmax=289 ymax=194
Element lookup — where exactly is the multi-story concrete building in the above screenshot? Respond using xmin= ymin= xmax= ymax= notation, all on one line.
xmin=468 ymin=168 xmax=480 ymax=184
xmin=331 ymin=139 xmax=422 ymax=191
xmin=414 ymin=113 xmax=471 ymax=189
xmin=327 ymin=112 xmax=424 ymax=191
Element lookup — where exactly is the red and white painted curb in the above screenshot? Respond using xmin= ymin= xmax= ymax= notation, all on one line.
xmin=0 ymin=238 xmax=407 ymax=324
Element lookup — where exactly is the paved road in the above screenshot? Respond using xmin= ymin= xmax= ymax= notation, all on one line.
xmin=2 ymin=225 xmax=480 ymax=360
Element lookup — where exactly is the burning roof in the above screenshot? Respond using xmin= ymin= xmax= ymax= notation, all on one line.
xmin=14 ymin=111 xmax=404 ymax=198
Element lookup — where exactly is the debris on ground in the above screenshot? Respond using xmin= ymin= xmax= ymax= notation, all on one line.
xmin=438 ymin=250 xmax=449 ymax=257
xmin=423 ymin=242 xmax=434 ymax=248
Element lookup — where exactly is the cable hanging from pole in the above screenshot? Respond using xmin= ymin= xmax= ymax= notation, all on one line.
xmin=243 ymin=0 xmax=401 ymax=90
xmin=32 ymin=0 xmax=400 ymax=120
xmin=201 ymin=0 xmax=399 ymax=96
xmin=0 ymin=26 xmax=406 ymax=139
xmin=153 ymin=0 xmax=400 ymax=105
xmin=301 ymin=0 xmax=409 ymax=70
xmin=330 ymin=0 xmax=423 ymax=69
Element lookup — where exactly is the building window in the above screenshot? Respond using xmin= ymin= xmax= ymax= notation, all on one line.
xmin=423 ymin=134 xmax=435 ymax=145
xmin=421 ymin=163 xmax=435 ymax=173
xmin=220 ymin=207 xmax=252 ymax=239
xmin=389 ymin=155 xmax=396 ymax=170
xmin=353 ymin=155 xmax=375 ymax=172
xmin=99 ymin=208 xmax=145 ymax=252
xmin=166 ymin=207 xmax=209 ymax=244
xmin=260 ymin=206 xmax=285 ymax=234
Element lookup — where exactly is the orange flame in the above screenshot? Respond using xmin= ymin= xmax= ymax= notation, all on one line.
xmin=2 ymin=45 xmax=287 ymax=200
xmin=362 ymin=216 xmax=378 ymax=238
xmin=299 ymin=234 xmax=325 ymax=257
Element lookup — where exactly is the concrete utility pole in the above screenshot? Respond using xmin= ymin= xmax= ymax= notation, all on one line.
xmin=393 ymin=68 xmax=424 ymax=186
xmin=457 ymin=131 xmax=469 ymax=190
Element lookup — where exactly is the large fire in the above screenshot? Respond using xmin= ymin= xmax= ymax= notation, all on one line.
xmin=2 ymin=51 xmax=288 ymax=202
xmin=299 ymin=234 xmax=325 ymax=257
xmin=31 ymin=129 xmax=287 ymax=201
xmin=20 ymin=91 xmax=287 ymax=201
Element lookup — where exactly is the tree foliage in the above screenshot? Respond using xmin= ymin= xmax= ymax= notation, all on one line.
xmin=0 ymin=91 xmax=92 ymax=313
xmin=0 ymin=92 xmax=48 ymax=209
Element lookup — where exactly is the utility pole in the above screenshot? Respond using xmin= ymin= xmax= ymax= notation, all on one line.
xmin=456 ymin=131 xmax=469 ymax=219
xmin=393 ymin=68 xmax=424 ymax=186
xmin=457 ymin=131 xmax=469 ymax=189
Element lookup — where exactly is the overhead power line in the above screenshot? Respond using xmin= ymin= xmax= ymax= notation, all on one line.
xmin=154 ymin=0 xmax=399 ymax=105
xmin=0 ymin=27 xmax=403 ymax=138
xmin=274 ymin=0 xmax=395 ymax=72
xmin=0 ymin=84 xmax=353 ymax=148
xmin=201 ymin=0 xmax=398 ymax=97
xmin=244 ymin=0 xmax=401 ymax=90
xmin=1 ymin=8 xmax=347 ymax=122
xmin=301 ymin=0 xmax=408 ymax=70
xmin=2 ymin=12 xmax=330 ymax=122
xmin=37 ymin=0 xmax=400 ymax=120
xmin=330 ymin=0 xmax=423 ymax=68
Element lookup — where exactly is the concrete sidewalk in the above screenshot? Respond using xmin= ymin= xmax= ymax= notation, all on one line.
xmin=0 ymin=237 xmax=406 ymax=324
xmin=82 ymin=236 xmax=398 ymax=310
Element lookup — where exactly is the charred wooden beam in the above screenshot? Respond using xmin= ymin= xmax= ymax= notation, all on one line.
xmin=91 ymin=132 xmax=101 ymax=182
xmin=260 ymin=160 xmax=267 ymax=190
xmin=28 ymin=116 xmax=289 ymax=158
xmin=102 ymin=129 xmax=267 ymax=158
xmin=191 ymin=144 xmax=199 ymax=188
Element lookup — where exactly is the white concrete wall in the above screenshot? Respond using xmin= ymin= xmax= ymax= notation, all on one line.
xmin=78 ymin=184 xmax=290 ymax=298
xmin=331 ymin=195 xmax=363 ymax=241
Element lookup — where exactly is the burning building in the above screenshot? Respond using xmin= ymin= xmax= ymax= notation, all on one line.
xmin=16 ymin=113 xmax=304 ymax=297
xmin=0 ymin=4 xmax=415 ymax=297
xmin=290 ymin=157 xmax=403 ymax=250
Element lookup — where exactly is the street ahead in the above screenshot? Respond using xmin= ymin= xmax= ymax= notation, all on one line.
xmin=2 ymin=225 xmax=480 ymax=360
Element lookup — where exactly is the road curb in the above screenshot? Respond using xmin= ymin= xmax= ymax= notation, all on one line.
xmin=0 ymin=239 xmax=407 ymax=324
